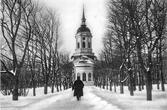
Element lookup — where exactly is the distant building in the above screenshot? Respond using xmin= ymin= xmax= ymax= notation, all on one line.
xmin=71 ymin=7 xmax=96 ymax=86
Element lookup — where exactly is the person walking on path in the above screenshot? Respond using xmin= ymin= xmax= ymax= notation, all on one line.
xmin=72 ymin=76 xmax=84 ymax=101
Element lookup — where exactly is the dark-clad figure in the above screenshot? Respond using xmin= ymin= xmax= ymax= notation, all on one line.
xmin=72 ymin=76 xmax=84 ymax=101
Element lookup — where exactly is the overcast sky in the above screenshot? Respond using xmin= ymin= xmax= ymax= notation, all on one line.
xmin=41 ymin=0 xmax=108 ymax=56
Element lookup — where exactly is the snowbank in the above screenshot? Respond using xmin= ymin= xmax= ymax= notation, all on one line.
xmin=93 ymin=85 xmax=167 ymax=110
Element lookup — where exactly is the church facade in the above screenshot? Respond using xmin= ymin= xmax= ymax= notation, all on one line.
xmin=71 ymin=8 xmax=96 ymax=86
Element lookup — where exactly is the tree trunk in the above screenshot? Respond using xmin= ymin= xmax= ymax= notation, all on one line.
xmin=51 ymin=77 xmax=55 ymax=93
xmin=51 ymin=84 xmax=54 ymax=93
xmin=160 ymin=67 xmax=165 ymax=91
xmin=136 ymin=36 xmax=153 ymax=100
xmin=156 ymin=66 xmax=160 ymax=90
xmin=128 ymin=59 xmax=134 ymax=96
xmin=138 ymin=71 xmax=142 ymax=91
xmin=141 ymin=75 xmax=144 ymax=90
xmin=146 ymin=70 xmax=152 ymax=100
xmin=102 ymin=78 xmax=105 ymax=89
xmin=56 ymin=84 xmax=59 ymax=92
xmin=59 ymin=80 xmax=62 ymax=91
xmin=106 ymin=77 xmax=108 ymax=90
xmin=44 ymin=76 xmax=48 ymax=94
xmin=12 ymin=69 xmax=20 ymax=101
xmin=129 ymin=74 xmax=134 ymax=96
xmin=156 ymin=47 xmax=160 ymax=90
xmin=157 ymin=70 xmax=160 ymax=90
xmin=110 ymin=80 xmax=112 ymax=91
xmin=120 ymin=82 xmax=124 ymax=94
xmin=146 ymin=53 xmax=152 ymax=101
xmin=12 ymin=87 xmax=18 ymax=100
xmin=33 ymin=81 xmax=36 ymax=96
xmin=99 ymin=78 xmax=102 ymax=88
xmin=44 ymin=83 xmax=48 ymax=94
xmin=120 ymin=71 xmax=124 ymax=94
xmin=33 ymin=86 xmax=36 ymax=96
xmin=114 ymin=82 xmax=116 ymax=92
xmin=159 ymin=40 xmax=165 ymax=91
xmin=56 ymin=79 xmax=59 ymax=92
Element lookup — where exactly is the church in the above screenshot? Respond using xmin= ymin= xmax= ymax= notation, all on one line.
xmin=71 ymin=7 xmax=96 ymax=86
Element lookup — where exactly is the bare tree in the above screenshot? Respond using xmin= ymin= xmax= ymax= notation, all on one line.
xmin=1 ymin=0 xmax=36 ymax=100
xmin=122 ymin=0 xmax=167 ymax=100
xmin=152 ymin=0 xmax=167 ymax=91
xmin=33 ymin=7 xmax=61 ymax=94
xmin=106 ymin=0 xmax=167 ymax=101
xmin=107 ymin=0 xmax=137 ymax=96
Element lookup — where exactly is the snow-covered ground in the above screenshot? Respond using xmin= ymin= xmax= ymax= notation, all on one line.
xmin=0 ymin=85 xmax=167 ymax=110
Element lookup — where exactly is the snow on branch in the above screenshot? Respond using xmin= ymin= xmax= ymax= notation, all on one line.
xmin=144 ymin=65 xmax=150 ymax=72
xmin=121 ymin=76 xmax=129 ymax=83
xmin=128 ymin=68 xmax=132 ymax=71
xmin=119 ymin=62 xmax=124 ymax=70
xmin=10 ymin=70 xmax=16 ymax=76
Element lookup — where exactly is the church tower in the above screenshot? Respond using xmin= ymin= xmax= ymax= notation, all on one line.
xmin=72 ymin=7 xmax=96 ymax=86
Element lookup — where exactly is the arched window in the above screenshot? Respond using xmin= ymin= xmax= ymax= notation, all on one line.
xmin=83 ymin=73 xmax=86 ymax=81
xmin=88 ymin=73 xmax=91 ymax=81
xmin=88 ymin=42 xmax=91 ymax=48
xmin=82 ymin=42 xmax=85 ymax=48
xmin=77 ymin=42 xmax=80 ymax=48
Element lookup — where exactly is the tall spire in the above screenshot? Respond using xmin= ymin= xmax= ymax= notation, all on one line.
xmin=81 ymin=4 xmax=86 ymax=26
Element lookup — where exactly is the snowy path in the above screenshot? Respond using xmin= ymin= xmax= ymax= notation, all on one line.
xmin=23 ymin=87 xmax=120 ymax=110
xmin=1 ymin=86 xmax=167 ymax=110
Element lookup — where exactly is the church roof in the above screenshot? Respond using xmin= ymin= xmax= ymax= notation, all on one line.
xmin=77 ymin=6 xmax=91 ymax=34
xmin=77 ymin=25 xmax=90 ymax=33
xmin=73 ymin=55 xmax=94 ymax=65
